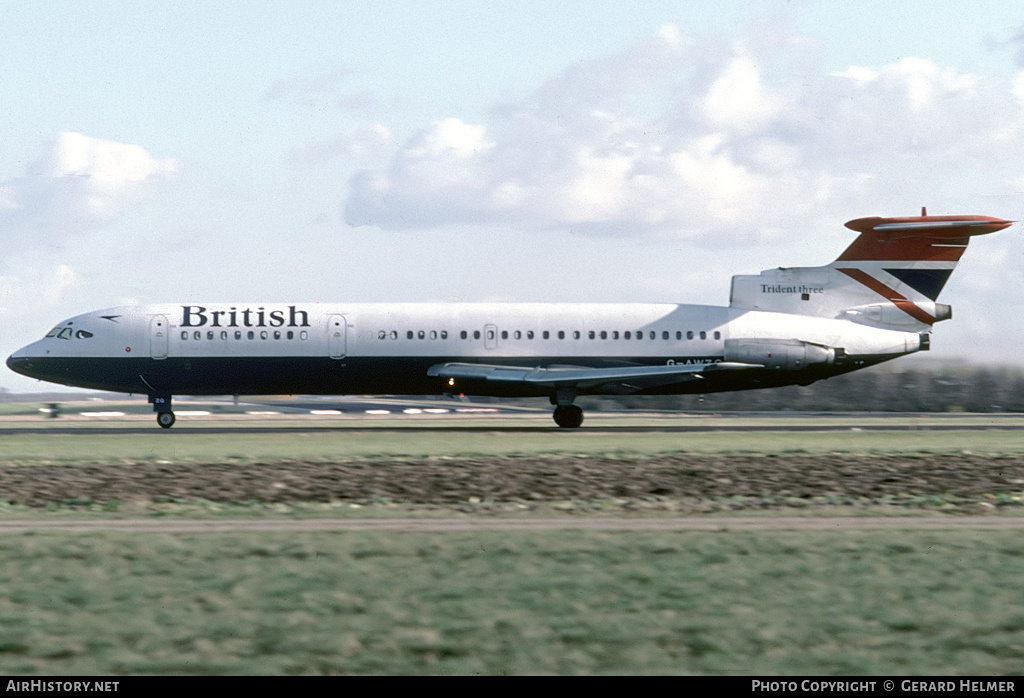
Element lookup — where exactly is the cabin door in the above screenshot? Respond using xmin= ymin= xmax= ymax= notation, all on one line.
xmin=150 ymin=315 xmax=169 ymax=359
xmin=328 ymin=314 xmax=347 ymax=359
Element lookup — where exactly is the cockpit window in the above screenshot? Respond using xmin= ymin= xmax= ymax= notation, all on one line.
xmin=45 ymin=326 xmax=91 ymax=340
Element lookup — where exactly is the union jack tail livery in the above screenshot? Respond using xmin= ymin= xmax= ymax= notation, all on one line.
xmin=729 ymin=208 xmax=1013 ymax=332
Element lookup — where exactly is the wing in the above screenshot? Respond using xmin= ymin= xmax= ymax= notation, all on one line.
xmin=427 ymin=360 xmax=760 ymax=395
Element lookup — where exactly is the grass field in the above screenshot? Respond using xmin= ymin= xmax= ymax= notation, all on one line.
xmin=0 ymin=528 xmax=1022 ymax=675
xmin=1 ymin=411 xmax=1023 ymax=675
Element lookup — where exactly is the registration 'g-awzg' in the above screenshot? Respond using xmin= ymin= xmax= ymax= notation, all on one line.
xmin=7 ymin=211 xmax=1012 ymax=428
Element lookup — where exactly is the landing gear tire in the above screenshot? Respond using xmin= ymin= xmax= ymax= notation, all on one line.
xmin=157 ymin=411 xmax=176 ymax=429
xmin=553 ymin=405 xmax=584 ymax=429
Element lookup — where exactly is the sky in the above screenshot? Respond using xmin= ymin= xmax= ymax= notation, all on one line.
xmin=3 ymin=0 xmax=1024 ymax=392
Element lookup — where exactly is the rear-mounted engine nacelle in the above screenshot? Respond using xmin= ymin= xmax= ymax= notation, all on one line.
xmin=841 ymin=302 xmax=952 ymax=327
xmin=724 ymin=339 xmax=835 ymax=371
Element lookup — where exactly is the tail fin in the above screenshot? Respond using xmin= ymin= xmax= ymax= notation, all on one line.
xmin=729 ymin=211 xmax=1012 ymax=331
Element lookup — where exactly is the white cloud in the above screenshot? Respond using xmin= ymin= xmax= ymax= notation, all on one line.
xmin=344 ymin=24 xmax=1024 ymax=240
xmin=265 ymin=67 xmax=379 ymax=112
xmin=1014 ymin=70 xmax=1024 ymax=104
xmin=265 ymin=68 xmax=350 ymax=103
xmin=0 ymin=132 xmax=176 ymax=243
xmin=0 ymin=264 xmax=82 ymax=320
xmin=832 ymin=66 xmax=878 ymax=84
xmin=700 ymin=51 xmax=780 ymax=130
xmin=289 ymin=124 xmax=394 ymax=167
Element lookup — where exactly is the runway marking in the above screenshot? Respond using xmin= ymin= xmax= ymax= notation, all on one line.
xmin=0 ymin=517 xmax=1022 ymax=533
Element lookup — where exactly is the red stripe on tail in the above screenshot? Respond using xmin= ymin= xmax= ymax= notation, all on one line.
xmin=835 ymin=268 xmax=938 ymax=325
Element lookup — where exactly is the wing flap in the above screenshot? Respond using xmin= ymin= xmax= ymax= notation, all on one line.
xmin=427 ymin=361 xmax=761 ymax=392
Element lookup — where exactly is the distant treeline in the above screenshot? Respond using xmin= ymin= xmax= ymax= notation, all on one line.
xmin=4 ymin=363 xmax=1023 ymax=413
xmin=579 ymin=363 xmax=1024 ymax=413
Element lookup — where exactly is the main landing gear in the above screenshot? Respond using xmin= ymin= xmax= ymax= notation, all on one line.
xmin=553 ymin=405 xmax=584 ymax=428
xmin=150 ymin=394 xmax=176 ymax=429
xmin=551 ymin=389 xmax=584 ymax=428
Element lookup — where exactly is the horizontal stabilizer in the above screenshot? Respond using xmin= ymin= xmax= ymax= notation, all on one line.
xmin=839 ymin=214 xmax=1012 ymax=262
xmin=844 ymin=215 xmax=1012 ymax=237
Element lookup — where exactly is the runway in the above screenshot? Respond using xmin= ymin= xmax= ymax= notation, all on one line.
xmin=3 ymin=422 xmax=1024 ymax=435
xmin=1 ymin=516 xmax=1023 ymax=533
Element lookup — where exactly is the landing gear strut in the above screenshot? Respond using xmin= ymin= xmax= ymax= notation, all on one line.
xmin=149 ymin=394 xmax=176 ymax=429
xmin=551 ymin=388 xmax=584 ymax=428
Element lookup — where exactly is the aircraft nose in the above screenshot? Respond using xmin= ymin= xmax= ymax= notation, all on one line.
xmin=6 ymin=342 xmax=44 ymax=380
xmin=6 ymin=353 xmax=35 ymax=378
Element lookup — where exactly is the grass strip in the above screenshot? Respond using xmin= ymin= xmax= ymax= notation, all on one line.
xmin=0 ymin=529 xmax=1021 ymax=675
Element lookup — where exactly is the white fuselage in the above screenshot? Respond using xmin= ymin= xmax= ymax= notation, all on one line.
xmin=8 ymin=301 xmax=920 ymax=399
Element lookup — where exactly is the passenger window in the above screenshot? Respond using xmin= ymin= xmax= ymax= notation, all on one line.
xmin=221 ymin=331 xmax=228 ymax=340
xmin=390 ymin=331 xmax=398 ymax=340
xmin=543 ymin=331 xmax=550 ymax=339
xmin=418 ymin=330 xmax=425 ymax=339
xmin=636 ymin=331 xmax=643 ymax=340
xmin=558 ymin=330 xmax=565 ymax=339
xmin=687 ymin=331 xmax=694 ymax=340
xmin=612 ymin=331 xmax=619 ymax=340
xmin=207 ymin=331 xmax=214 ymax=340
xmin=514 ymin=330 xmax=521 ymax=340
xmin=501 ymin=330 xmax=508 ymax=340
xmin=474 ymin=330 xmax=481 ymax=339
xmin=287 ymin=331 xmax=294 ymax=340
xmin=300 ymin=331 xmax=308 ymax=340
xmin=461 ymin=330 xmax=468 ymax=339
xmin=235 ymin=331 xmax=242 ymax=340
xmin=662 ymin=331 xmax=669 ymax=340
xmin=430 ymin=330 xmax=437 ymax=340
xmin=378 ymin=330 xmax=386 ymax=340
xmin=714 ymin=331 xmax=721 ymax=340
xmin=624 ymin=331 xmax=631 ymax=340
xmin=274 ymin=331 xmax=281 ymax=340
xmin=527 ymin=331 xmax=534 ymax=339
xmin=407 ymin=331 xmax=414 ymax=340
xmin=260 ymin=330 xmax=268 ymax=340
xmin=589 ymin=330 xmax=596 ymax=340
xmin=181 ymin=331 xmax=188 ymax=340
xmin=600 ymin=331 xmax=607 ymax=340
xmin=247 ymin=331 xmax=255 ymax=340
xmin=440 ymin=331 xmax=447 ymax=340
xmin=676 ymin=331 xmax=682 ymax=340
xmin=700 ymin=331 xmax=707 ymax=340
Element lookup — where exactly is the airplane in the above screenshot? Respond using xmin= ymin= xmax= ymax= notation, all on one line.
xmin=6 ymin=209 xmax=1013 ymax=428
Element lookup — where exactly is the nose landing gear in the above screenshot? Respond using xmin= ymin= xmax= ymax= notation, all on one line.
xmin=149 ymin=394 xmax=176 ymax=429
